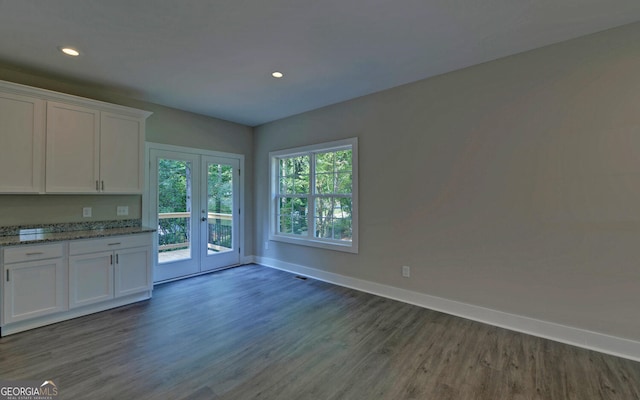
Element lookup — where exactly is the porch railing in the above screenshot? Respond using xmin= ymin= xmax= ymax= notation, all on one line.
xmin=158 ymin=212 xmax=232 ymax=252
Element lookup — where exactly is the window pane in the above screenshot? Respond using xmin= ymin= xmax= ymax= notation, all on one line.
xmin=315 ymin=217 xmax=333 ymax=239
xmin=278 ymin=197 xmax=308 ymax=236
xmin=278 ymin=197 xmax=292 ymax=215
xmin=335 ymin=173 xmax=352 ymax=194
xmin=314 ymin=197 xmax=332 ymax=239
xmin=315 ymin=151 xmax=336 ymax=195
xmin=314 ymin=197 xmax=334 ymax=218
xmin=280 ymin=156 xmax=309 ymax=176
xmin=315 ymin=172 xmax=334 ymax=194
xmin=293 ymin=174 xmax=310 ymax=194
xmin=335 ymin=198 xmax=352 ymax=219
xmin=335 ymin=150 xmax=352 ymax=172
xmin=315 ymin=197 xmax=352 ymax=218
xmin=278 ymin=156 xmax=310 ymax=195
xmin=314 ymin=150 xmax=352 ymax=195
xmin=279 ymin=176 xmax=309 ymax=195
xmin=315 ymin=151 xmax=335 ymax=174
xmin=279 ymin=158 xmax=290 ymax=176
xmin=279 ymin=216 xmax=292 ymax=234
xmin=314 ymin=197 xmax=352 ymax=240
xmin=333 ymin=218 xmax=352 ymax=240
xmin=279 ymin=177 xmax=291 ymax=194
xmin=280 ymin=156 xmax=308 ymax=176
xmin=292 ymin=213 xmax=308 ymax=236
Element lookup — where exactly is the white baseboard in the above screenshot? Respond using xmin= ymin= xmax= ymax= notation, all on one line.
xmin=253 ymin=256 xmax=640 ymax=363
xmin=242 ymin=255 xmax=255 ymax=264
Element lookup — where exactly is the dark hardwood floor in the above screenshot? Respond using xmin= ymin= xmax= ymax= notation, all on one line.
xmin=1 ymin=264 xmax=639 ymax=399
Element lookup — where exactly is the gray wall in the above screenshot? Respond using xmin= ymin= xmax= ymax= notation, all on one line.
xmin=0 ymin=66 xmax=253 ymax=254
xmin=254 ymin=22 xmax=640 ymax=341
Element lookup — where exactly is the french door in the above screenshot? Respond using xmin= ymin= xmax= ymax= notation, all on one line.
xmin=149 ymin=148 xmax=241 ymax=282
xmin=200 ymin=156 xmax=240 ymax=272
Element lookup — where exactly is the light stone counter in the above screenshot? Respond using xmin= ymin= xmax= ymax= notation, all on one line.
xmin=0 ymin=220 xmax=155 ymax=246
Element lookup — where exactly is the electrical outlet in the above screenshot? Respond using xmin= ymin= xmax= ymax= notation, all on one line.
xmin=402 ymin=265 xmax=411 ymax=278
xmin=82 ymin=207 xmax=92 ymax=218
xmin=117 ymin=206 xmax=129 ymax=216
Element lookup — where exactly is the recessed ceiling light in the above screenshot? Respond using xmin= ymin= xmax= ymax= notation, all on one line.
xmin=60 ymin=47 xmax=80 ymax=57
xmin=271 ymin=71 xmax=284 ymax=78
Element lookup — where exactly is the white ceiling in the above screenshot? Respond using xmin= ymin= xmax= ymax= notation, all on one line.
xmin=0 ymin=0 xmax=639 ymax=126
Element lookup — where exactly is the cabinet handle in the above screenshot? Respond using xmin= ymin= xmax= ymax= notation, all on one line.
xmin=101 ymin=181 xmax=105 ymax=191
xmin=110 ymin=254 xmax=113 ymax=265
xmin=108 ymin=242 xmax=121 ymax=246
xmin=6 ymin=270 xmax=9 ymax=282
xmin=96 ymin=180 xmax=99 ymax=191
xmin=25 ymin=252 xmax=44 ymax=256
xmin=116 ymin=254 xmax=119 ymax=264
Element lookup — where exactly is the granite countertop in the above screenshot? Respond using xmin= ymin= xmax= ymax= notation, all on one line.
xmin=0 ymin=220 xmax=155 ymax=247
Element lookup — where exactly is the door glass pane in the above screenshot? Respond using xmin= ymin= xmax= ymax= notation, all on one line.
xmin=206 ymin=163 xmax=234 ymax=255
xmin=157 ymin=158 xmax=193 ymax=263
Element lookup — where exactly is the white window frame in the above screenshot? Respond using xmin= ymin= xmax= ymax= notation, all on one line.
xmin=269 ymin=137 xmax=358 ymax=253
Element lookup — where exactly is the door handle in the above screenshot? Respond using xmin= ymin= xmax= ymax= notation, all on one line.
xmin=201 ymin=217 xmax=207 ymax=222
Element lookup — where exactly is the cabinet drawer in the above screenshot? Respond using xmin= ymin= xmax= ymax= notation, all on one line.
xmin=3 ymin=243 xmax=64 ymax=264
xmin=69 ymin=233 xmax=151 ymax=255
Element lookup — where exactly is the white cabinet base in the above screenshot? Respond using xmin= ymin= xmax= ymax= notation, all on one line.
xmin=0 ymin=290 xmax=151 ymax=336
xmin=1 ymin=232 xmax=153 ymax=336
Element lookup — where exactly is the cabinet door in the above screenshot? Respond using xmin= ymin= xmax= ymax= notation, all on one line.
xmin=115 ymin=246 xmax=151 ymax=297
xmin=46 ymin=101 xmax=100 ymax=193
xmin=3 ymin=258 xmax=66 ymax=324
xmin=69 ymin=252 xmax=114 ymax=308
xmin=0 ymin=92 xmax=44 ymax=193
xmin=100 ymin=112 xmax=145 ymax=193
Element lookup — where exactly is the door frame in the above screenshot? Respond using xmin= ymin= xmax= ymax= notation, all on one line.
xmin=144 ymin=142 xmax=246 ymax=283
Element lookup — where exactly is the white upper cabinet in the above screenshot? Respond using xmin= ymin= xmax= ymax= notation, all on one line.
xmin=46 ymin=101 xmax=101 ymax=193
xmin=0 ymin=92 xmax=45 ymax=193
xmin=46 ymin=104 xmax=147 ymax=194
xmin=0 ymin=80 xmax=151 ymax=194
xmin=100 ymin=112 xmax=145 ymax=193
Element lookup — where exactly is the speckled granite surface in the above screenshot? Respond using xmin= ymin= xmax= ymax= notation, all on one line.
xmin=0 ymin=219 xmax=155 ymax=246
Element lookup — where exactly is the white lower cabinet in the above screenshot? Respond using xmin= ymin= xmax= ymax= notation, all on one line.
xmin=69 ymin=234 xmax=152 ymax=308
xmin=115 ymin=246 xmax=151 ymax=297
xmin=2 ymin=243 xmax=66 ymax=324
xmin=1 ymin=233 xmax=152 ymax=335
xmin=69 ymin=251 xmax=114 ymax=308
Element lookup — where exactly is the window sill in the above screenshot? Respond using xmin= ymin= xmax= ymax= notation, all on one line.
xmin=269 ymin=234 xmax=358 ymax=254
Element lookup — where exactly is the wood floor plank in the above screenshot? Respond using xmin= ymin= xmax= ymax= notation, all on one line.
xmin=1 ymin=264 xmax=638 ymax=399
